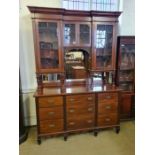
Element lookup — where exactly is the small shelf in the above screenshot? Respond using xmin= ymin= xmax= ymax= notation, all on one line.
xmin=119 ymin=67 xmax=134 ymax=71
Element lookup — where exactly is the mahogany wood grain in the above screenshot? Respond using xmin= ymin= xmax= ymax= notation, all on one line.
xmin=38 ymin=96 xmax=63 ymax=107
xmin=40 ymin=119 xmax=64 ymax=134
xmin=38 ymin=107 xmax=63 ymax=121
xmin=98 ymin=113 xmax=118 ymax=126
xmin=98 ymin=102 xmax=118 ymax=114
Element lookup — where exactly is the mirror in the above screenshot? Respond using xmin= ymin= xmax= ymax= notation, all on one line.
xmin=65 ymin=48 xmax=90 ymax=79
xmin=42 ymin=73 xmax=60 ymax=83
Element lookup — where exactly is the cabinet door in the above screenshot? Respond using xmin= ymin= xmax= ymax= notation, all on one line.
xmin=117 ymin=37 xmax=135 ymax=92
xmin=79 ymin=23 xmax=91 ymax=46
xmin=36 ymin=20 xmax=63 ymax=73
xmin=64 ymin=22 xmax=91 ymax=47
xmin=93 ymin=23 xmax=116 ymax=70
xmin=119 ymin=38 xmax=135 ymax=69
xmin=120 ymin=93 xmax=134 ymax=119
xmin=64 ymin=23 xmax=77 ymax=46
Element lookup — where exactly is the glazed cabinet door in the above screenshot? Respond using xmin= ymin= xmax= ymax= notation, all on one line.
xmin=64 ymin=22 xmax=77 ymax=46
xmin=64 ymin=22 xmax=91 ymax=47
xmin=117 ymin=37 xmax=135 ymax=92
xmin=34 ymin=20 xmax=63 ymax=73
xmin=92 ymin=23 xmax=116 ymax=71
xmin=79 ymin=23 xmax=91 ymax=46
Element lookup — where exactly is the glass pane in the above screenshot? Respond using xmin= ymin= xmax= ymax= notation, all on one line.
xmin=38 ymin=22 xmax=59 ymax=69
xmin=96 ymin=24 xmax=113 ymax=68
xmin=80 ymin=24 xmax=90 ymax=45
xmin=120 ymin=43 xmax=135 ymax=69
xmin=64 ymin=24 xmax=76 ymax=45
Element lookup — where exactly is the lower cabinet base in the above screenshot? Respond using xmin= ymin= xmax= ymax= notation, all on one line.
xmin=37 ymin=125 xmax=120 ymax=145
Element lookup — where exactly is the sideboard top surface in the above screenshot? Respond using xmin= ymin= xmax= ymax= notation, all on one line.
xmin=34 ymin=84 xmax=121 ymax=97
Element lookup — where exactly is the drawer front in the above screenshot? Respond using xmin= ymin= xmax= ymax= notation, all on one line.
xmin=38 ymin=96 xmax=63 ymax=107
xmin=98 ymin=102 xmax=118 ymax=114
xmin=38 ymin=107 xmax=63 ymax=121
xmin=98 ymin=114 xmax=118 ymax=126
xmin=67 ymin=116 xmax=94 ymax=130
xmin=98 ymin=93 xmax=118 ymax=103
xmin=39 ymin=119 xmax=63 ymax=134
xmin=67 ymin=105 xmax=95 ymax=117
xmin=66 ymin=94 xmax=95 ymax=105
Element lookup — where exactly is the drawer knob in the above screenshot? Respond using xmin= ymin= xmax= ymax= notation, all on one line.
xmin=69 ymin=122 xmax=75 ymax=125
xmin=87 ymin=97 xmax=93 ymax=101
xmin=87 ymin=120 xmax=93 ymax=123
xmin=48 ymin=112 xmax=54 ymax=115
xmin=69 ymin=109 xmax=75 ymax=113
xmin=105 ymin=105 xmax=111 ymax=109
xmin=88 ymin=107 xmax=93 ymax=112
xmin=105 ymin=118 xmax=111 ymax=122
xmin=49 ymin=124 xmax=55 ymax=128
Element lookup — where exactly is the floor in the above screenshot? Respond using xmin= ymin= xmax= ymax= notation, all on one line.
xmin=20 ymin=121 xmax=135 ymax=155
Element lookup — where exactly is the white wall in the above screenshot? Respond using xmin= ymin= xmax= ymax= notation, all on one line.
xmin=20 ymin=0 xmax=62 ymax=125
xmin=119 ymin=0 xmax=135 ymax=35
xmin=19 ymin=0 xmax=135 ymax=126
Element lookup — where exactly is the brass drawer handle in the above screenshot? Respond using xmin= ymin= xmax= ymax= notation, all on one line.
xmin=49 ymin=124 xmax=55 ymax=128
xmin=87 ymin=97 xmax=93 ymax=101
xmin=70 ymin=98 xmax=75 ymax=102
xmin=69 ymin=109 xmax=75 ymax=113
xmin=105 ymin=105 xmax=111 ymax=109
xmin=105 ymin=118 xmax=111 ymax=122
xmin=69 ymin=122 xmax=75 ymax=125
xmin=48 ymin=112 xmax=55 ymax=115
xmin=105 ymin=95 xmax=111 ymax=99
xmin=87 ymin=120 xmax=93 ymax=123
xmin=88 ymin=107 xmax=93 ymax=112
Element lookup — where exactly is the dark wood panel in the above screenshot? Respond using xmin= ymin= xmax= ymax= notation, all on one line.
xmin=120 ymin=93 xmax=132 ymax=119
xmin=38 ymin=107 xmax=63 ymax=120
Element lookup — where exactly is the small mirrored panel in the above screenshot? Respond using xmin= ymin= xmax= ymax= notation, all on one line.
xmin=42 ymin=73 xmax=60 ymax=83
xmin=64 ymin=49 xmax=90 ymax=79
xmin=38 ymin=22 xmax=59 ymax=69
xmin=96 ymin=24 xmax=113 ymax=68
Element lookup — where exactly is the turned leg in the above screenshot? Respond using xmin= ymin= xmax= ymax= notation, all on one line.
xmin=37 ymin=138 xmax=41 ymax=145
xmin=115 ymin=126 xmax=120 ymax=134
xmin=94 ymin=131 xmax=98 ymax=137
xmin=64 ymin=134 xmax=68 ymax=141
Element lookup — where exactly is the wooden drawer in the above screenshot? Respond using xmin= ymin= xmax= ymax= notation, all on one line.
xmin=38 ymin=107 xmax=63 ymax=121
xmin=67 ymin=105 xmax=95 ymax=117
xmin=38 ymin=96 xmax=63 ymax=108
xmin=67 ymin=115 xmax=94 ymax=130
xmin=66 ymin=94 xmax=95 ymax=105
xmin=39 ymin=119 xmax=63 ymax=134
xmin=98 ymin=102 xmax=118 ymax=114
xmin=98 ymin=93 xmax=118 ymax=103
xmin=98 ymin=114 xmax=118 ymax=126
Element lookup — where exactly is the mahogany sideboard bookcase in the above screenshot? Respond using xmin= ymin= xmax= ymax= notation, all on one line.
xmin=28 ymin=6 xmax=122 ymax=144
